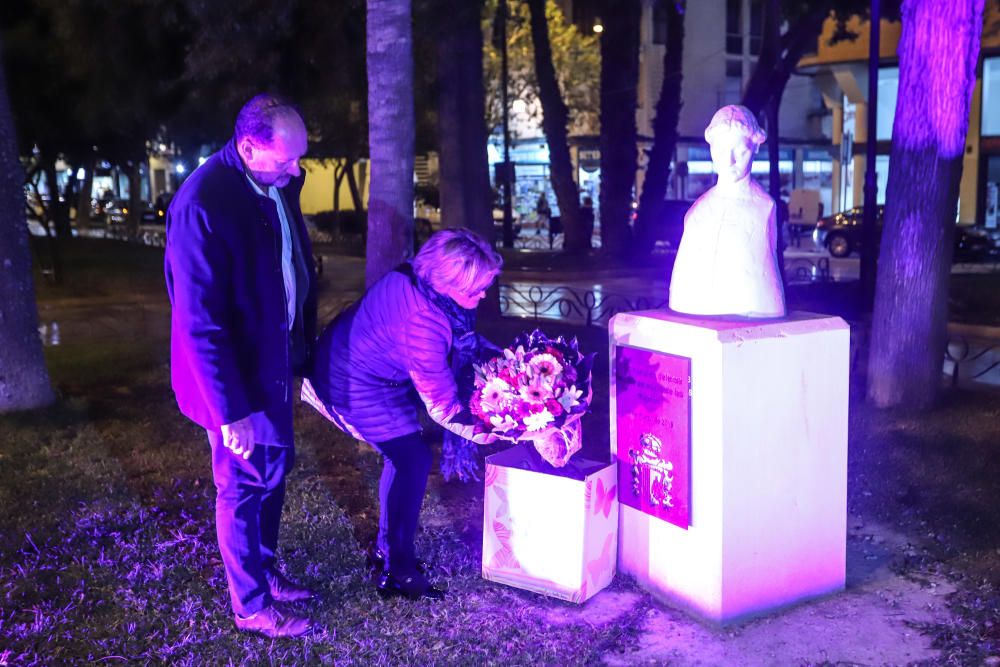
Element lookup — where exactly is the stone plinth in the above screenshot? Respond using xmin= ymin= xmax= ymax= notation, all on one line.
xmin=609 ymin=310 xmax=849 ymax=624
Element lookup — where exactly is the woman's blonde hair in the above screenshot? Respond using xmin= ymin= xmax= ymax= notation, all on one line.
xmin=413 ymin=228 xmax=503 ymax=295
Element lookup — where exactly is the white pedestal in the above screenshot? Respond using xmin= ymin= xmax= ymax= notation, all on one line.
xmin=609 ymin=310 xmax=849 ymax=624
xmin=482 ymin=446 xmax=618 ymax=603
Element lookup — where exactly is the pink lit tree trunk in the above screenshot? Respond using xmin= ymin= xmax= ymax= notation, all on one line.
xmin=366 ymin=0 xmax=416 ymax=286
xmin=0 ymin=43 xmax=55 ymax=412
xmin=867 ymin=0 xmax=984 ymax=408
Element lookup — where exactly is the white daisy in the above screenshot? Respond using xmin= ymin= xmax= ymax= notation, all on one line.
xmin=523 ymin=408 xmax=555 ymax=432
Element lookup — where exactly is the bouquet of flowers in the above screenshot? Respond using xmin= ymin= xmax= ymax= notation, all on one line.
xmin=470 ymin=329 xmax=594 ymax=467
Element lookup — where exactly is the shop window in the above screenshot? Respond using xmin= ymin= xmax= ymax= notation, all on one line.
xmin=982 ymin=57 xmax=1000 ymax=137
xmin=876 ymin=68 xmax=899 ymax=141
xmin=726 ymin=0 xmax=742 ymax=54
xmin=748 ymin=0 xmax=763 ymax=56
xmin=725 ymin=0 xmax=762 ymax=56
xmin=875 ymin=155 xmax=889 ymax=205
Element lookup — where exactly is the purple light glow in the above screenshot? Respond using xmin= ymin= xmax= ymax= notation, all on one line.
xmin=892 ymin=0 xmax=985 ymax=156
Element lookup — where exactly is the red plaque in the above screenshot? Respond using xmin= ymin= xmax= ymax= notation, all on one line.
xmin=614 ymin=345 xmax=691 ymax=529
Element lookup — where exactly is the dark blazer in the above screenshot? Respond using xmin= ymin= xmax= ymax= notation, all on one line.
xmin=164 ymin=138 xmax=317 ymax=445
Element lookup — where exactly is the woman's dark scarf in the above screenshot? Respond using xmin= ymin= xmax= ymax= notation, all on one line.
xmin=399 ymin=263 xmax=483 ymax=482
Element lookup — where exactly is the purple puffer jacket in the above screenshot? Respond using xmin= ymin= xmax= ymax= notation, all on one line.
xmin=306 ymin=269 xmax=471 ymax=444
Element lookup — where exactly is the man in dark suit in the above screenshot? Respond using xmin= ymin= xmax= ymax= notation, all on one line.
xmin=165 ymin=94 xmax=317 ymax=637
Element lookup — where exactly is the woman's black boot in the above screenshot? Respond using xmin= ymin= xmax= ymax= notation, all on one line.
xmin=376 ymin=570 xmax=445 ymax=601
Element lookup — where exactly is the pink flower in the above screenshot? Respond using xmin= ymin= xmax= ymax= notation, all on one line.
xmin=528 ymin=353 xmax=563 ymax=384
xmin=519 ymin=381 xmax=551 ymax=405
xmin=479 ymin=378 xmax=512 ymax=415
xmin=545 ymin=398 xmax=564 ymax=417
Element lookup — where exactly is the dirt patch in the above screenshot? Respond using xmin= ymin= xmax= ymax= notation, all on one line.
xmin=596 ymin=521 xmax=953 ymax=666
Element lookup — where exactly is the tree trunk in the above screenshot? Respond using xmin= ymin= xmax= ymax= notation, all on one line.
xmin=634 ymin=0 xmax=684 ymax=256
xmin=34 ymin=159 xmax=63 ymax=284
xmin=436 ymin=0 xmax=493 ymax=240
xmin=526 ymin=0 xmax=583 ymax=252
xmin=333 ymin=161 xmax=345 ymax=214
xmin=366 ymin=0 xmax=415 ymax=287
xmin=435 ymin=0 xmax=500 ymax=315
xmin=126 ymin=160 xmax=143 ymax=240
xmin=740 ymin=3 xmax=830 ymax=116
xmin=344 ymin=156 xmax=364 ymax=213
xmin=598 ymin=0 xmax=641 ymax=258
xmin=765 ymin=94 xmax=787 ymax=287
xmin=43 ymin=158 xmax=70 ymax=237
xmin=74 ymin=156 xmax=95 ymax=238
xmin=867 ymin=0 xmax=984 ymax=409
xmin=0 ymin=43 xmax=55 ymax=412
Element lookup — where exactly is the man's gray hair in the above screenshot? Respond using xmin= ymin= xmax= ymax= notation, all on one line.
xmin=413 ymin=228 xmax=503 ymax=296
xmin=235 ymin=93 xmax=302 ymax=146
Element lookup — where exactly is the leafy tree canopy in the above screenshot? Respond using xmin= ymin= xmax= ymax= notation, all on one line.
xmin=483 ymin=0 xmax=599 ymax=138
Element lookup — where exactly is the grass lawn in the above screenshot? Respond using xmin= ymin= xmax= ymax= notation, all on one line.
xmin=3 ymin=328 xmax=1000 ymax=664
xmin=2 ymin=238 xmax=999 ymax=664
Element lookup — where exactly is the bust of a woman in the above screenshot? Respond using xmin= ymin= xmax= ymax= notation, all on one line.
xmin=668 ymin=105 xmax=785 ymax=318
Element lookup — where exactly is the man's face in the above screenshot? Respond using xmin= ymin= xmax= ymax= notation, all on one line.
xmin=238 ymin=114 xmax=308 ymax=188
xmin=709 ymin=126 xmax=756 ymax=184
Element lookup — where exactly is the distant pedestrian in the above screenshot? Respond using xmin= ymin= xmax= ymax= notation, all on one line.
xmin=535 ymin=192 xmax=551 ymax=235
xmin=164 ymin=93 xmax=318 ymax=638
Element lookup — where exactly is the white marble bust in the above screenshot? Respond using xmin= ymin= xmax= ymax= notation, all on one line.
xmin=668 ymin=105 xmax=786 ymax=318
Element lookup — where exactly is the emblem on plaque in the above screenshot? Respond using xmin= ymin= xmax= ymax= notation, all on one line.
xmin=615 ymin=345 xmax=690 ymax=529
xmin=629 ymin=433 xmax=675 ymax=508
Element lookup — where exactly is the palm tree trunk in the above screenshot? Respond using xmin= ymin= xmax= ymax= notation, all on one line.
xmin=526 ymin=0 xmax=583 ymax=252
xmin=366 ymin=0 xmax=415 ymax=286
xmin=867 ymin=0 xmax=984 ymax=408
xmin=0 ymin=42 xmax=55 ymax=412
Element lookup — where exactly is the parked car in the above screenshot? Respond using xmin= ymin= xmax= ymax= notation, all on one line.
xmin=104 ymin=199 xmax=130 ymax=225
xmin=954 ymin=225 xmax=1000 ymax=261
xmin=104 ymin=194 xmax=172 ymax=226
xmin=813 ymin=205 xmax=1000 ymax=261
